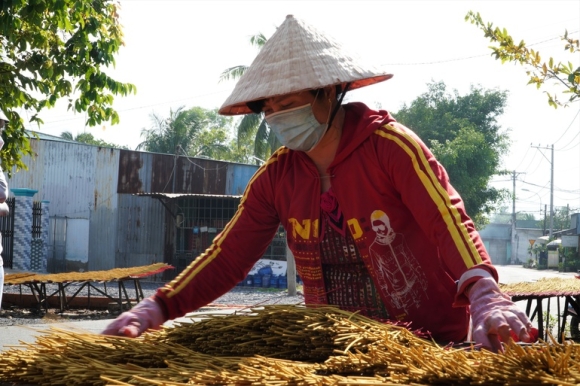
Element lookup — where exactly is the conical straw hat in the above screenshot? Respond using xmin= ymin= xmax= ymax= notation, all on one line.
xmin=219 ymin=15 xmax=393 ymax=115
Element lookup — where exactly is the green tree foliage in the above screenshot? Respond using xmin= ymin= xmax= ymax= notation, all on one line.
xmin=0 ymin=0 xmax=136 ymax=175
xmin=220 ymin=33 xmax=281 ymax=163
xmin=137 ymin=106 xmax=240 ymax=160
xmin=489 ymin=206 xmax=512 ymax=224
xmin=552 ymin=206 xmax=572 ymax=232
xmin=490 ymin=208 xmax=539 ymax=224
xmin=60 ymin=130 xmax=127 ymax=149
xmin=466 ymin=11 xmax=580 ymax=108
xmin=518 ymin=212 xmax=538 ymax=221
xmin=224 ymin=124 xmax=258 ymax=164
xmin=60 ymin=131 xmax=73 ymax=141
xmin=394 ymin=81 xmax=510 ymax=228
xmin=187 ymin=108 xmax=235 ymax=159
xmin=524 ymin=206 xmax=571 ymax=235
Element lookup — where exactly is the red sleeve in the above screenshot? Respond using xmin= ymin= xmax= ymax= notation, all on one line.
xmin=378 ymin=122 xmax=496 ymax=284
xmin=154 ymin=156 xmax=281 ymax=320
xmin=453 ymin=265 xmax=498 ymax=306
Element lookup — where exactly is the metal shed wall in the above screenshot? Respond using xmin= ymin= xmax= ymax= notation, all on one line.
xmin=115 ymin=193 xmax=165 ymax=269
xmin=7 ymin=139 xmax=121 ymax=271
xmin=115 ymin=151 xmax=176 ymax=269
xmin=173 ymin=156 xmax=229 ymax=194
xmin=9 ymin=140 xmax=97 ymax=217
xmin=226 ymin=164 xmax=259 ymax=195
xmin=7 ymin=139 xmax=259 ymax=275
xmin=118 ymin=151 xmax=244 ymax=195
xmin=89 ymin=147 xmax=121 ymax=270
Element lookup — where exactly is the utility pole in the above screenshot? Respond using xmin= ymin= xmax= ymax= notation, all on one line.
xmin=512 ymin=170 xmax=516 ymax=264
xmin=531 ymin=144 xmax=554 ymax=238
xmin=543 ymin=204 xmax=547 ymax=235
xmin=550 ymin=144 xmax=554 ymax=238
xmin=511 ymin=170 xmax=524 ymax=264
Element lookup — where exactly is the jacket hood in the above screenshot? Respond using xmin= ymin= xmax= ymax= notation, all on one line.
xmin=332 ymin=102 xmax=397 ymax=166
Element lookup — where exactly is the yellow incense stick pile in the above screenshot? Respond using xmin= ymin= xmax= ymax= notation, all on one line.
xmin=1 ymin=304 xmax=580 ymax=385
xmin=500 ymin=277 xmax=580 ymax=297
xmin=4 ymin=263 xmax=172 ymax=285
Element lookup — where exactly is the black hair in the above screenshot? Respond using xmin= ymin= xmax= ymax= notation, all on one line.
xmin=244 ymin=83 xmax=350 ymax=115
xmin=247 ymin=100 xmax=265 ymax=114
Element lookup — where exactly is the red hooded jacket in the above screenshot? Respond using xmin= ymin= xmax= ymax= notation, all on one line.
xmin=155 ymin=102 xmax=496 ymax=343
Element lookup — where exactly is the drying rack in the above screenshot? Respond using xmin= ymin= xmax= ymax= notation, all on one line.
xmin=3 ymin=263 xmax=174 ymax=312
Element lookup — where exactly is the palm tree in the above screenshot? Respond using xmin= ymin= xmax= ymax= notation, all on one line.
xmin=137 ymin=106 xmax=237 ymax=160
xmin=60 ymin=131 xmax=74 ymax=140
xmin=220 ymin=33 xmax=281 ymax=163
xmin=137 ymin=106 xmax=204 ymax=154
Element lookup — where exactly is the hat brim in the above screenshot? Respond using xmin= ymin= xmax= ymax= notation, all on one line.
xmin=220 ymin=74 xmax=393 ymax=116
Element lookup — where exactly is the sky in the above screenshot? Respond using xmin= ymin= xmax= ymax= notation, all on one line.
xmin=22 ymin=0 xmax=580 ymax=218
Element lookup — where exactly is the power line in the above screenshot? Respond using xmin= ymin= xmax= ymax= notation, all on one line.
xmin=513 ymin=145 xmax=532 ymax=171
xmin=381 ymin=30 xmax=579 ymax=67
xmin=554 ymin=107 xmax=580 ymax=147
xmin=520 ymin=180 xmax=550 ymax=190
xmin=519 ymin=149 xmax=543 ymax=176
xmin=556 ymin=127 xmax=580 ymax=152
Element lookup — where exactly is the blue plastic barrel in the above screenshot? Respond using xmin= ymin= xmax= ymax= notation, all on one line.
xmin=269 ymin=274 xmax=278 ymax=288
xmin=258 ymin=266 xmax=273 ymax=276
xmin=261 ymin=274 xmax=271 ymax=288
xmin=253 ymin=274 xmax=262 ymax=287
xmin=245 ymin=274 xmax=254 ymax=287
xmin=278 ymin=275 xmax=287 ymax=289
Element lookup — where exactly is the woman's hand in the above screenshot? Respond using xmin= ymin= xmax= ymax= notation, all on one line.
xmin=469 ymin=277 xmax=533 ymax=352
xmin=101 ymin=297 xmax=166 ymax=338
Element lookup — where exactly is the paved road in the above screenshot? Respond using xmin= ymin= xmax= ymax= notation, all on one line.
xmin=495 ymin=264 xmax=578 ymax=284
xmin=0 ymin=265 xmax=577 ymax=350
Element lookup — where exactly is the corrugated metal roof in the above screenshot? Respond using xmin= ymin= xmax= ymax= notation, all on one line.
xmin=27 ymin=130 xmax=77 ymax=143
xmin=135 ymin=192 xmax=242 ymax=199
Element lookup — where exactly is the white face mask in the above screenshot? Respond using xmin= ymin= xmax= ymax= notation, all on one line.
xmin=265 ymin=103 xmax=327 ymax=152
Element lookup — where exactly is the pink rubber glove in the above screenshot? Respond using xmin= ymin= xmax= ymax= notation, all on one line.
xmin=101 ymin=297 xmax=166 ymax=338
xmin=468 ymin=277 xmax=533 ymax=352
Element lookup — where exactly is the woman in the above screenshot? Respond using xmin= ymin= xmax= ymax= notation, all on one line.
xmin=103 ymin=15 xmax=532 ymax=352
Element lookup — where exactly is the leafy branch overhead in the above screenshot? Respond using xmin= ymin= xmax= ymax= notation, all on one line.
xmin=0 ymin=0 xmax=136 ymax=174
xmin=466 ymin=11 xmax=580 ymax=108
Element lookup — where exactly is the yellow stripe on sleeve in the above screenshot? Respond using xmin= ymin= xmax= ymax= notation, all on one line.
xmin=376 ymin=124 xmax=482 ymax=268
